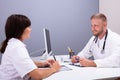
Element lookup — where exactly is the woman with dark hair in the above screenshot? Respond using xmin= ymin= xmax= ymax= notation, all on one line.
xmin=0 ymin=14 xmax=60 ymax=80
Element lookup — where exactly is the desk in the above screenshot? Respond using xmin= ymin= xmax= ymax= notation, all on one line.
xmin=31 ymin=55 xmax=120 ymax=80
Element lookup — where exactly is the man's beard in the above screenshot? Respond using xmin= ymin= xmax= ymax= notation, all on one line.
xmin=93 ymin=30 xmax=103 ymax=37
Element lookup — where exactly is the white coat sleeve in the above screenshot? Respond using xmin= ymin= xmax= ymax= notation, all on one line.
xmin=77 ymin=36 xmax=95 ymax=58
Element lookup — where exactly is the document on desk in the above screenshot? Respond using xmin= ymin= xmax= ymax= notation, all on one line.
xmin=69 ymin=63 xmax=82 ymax=67
xmin=60 ymin=65 xmax=72 ymax=71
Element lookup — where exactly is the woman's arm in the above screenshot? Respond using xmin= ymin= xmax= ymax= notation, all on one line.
xmin=29 ymin=60 xmax=60 ymax=80
xmin=34 ymin=61 xmax=49 ymax=68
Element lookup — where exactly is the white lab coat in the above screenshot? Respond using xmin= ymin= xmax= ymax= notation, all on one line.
xmin=78 ymin=29 xmax=120 ymax=67
xmin=0 ymin=38 xmax=37 ymax=80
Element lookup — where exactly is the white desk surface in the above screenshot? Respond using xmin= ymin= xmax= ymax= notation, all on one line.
xmin=31 ymin=55 xmax=120 ymax=80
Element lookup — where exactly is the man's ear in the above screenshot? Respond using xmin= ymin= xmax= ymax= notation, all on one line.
xmin=104 ymin=21 xmax=107 ymax=27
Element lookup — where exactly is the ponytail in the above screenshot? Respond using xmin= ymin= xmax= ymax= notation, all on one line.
xmin=0 ymin=39 xmax=9 ymax=53
xmin=0 ymin=14 xmax=31 ymax=54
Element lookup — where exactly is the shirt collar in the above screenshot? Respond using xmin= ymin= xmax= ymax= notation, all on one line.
xmin=8 ymin=38 xmax=26 ymax=47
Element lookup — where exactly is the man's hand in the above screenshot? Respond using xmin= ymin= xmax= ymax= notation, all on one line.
xmin=79 ymin=58 xmax=96 ymax=67
xmin=71 ymin=56 xmax=80 ymax=63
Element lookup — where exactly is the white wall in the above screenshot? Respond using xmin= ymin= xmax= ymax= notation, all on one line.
xmin=99 ymin=0 xmax=120 ymax=34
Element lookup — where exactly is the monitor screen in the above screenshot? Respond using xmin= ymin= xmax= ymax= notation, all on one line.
xmin=43 ymin=28 xmax=52 ymax=55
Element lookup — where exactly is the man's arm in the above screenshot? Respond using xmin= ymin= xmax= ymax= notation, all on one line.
xmin=77 ymin=36 xmax=95 ymax=58
xmin=79 ymin=58 xmax=96 ymax=67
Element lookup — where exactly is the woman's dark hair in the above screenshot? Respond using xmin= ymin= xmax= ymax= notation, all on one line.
xmin=0 ymin=14 xmax=31 ymax=53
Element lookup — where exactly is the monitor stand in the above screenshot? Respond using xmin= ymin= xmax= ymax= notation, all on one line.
xmin=40 ymin=51 xmax=53 ymax=60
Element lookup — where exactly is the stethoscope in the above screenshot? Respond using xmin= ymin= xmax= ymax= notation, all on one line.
xmin=89 ymin=30 xmax=108 ymax=54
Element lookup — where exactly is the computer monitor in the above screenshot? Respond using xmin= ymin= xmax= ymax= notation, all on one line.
xmin=41 ymin=28 xmax=52 ymax=59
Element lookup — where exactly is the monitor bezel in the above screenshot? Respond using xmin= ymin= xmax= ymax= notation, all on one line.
xmin=42 ymin=28 xmax=52 ymax=58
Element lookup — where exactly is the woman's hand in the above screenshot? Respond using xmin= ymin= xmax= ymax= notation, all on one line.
xmin=47 ymin=59 xmax=61 ymax=72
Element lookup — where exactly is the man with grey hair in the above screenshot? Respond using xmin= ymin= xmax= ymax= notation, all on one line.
xmin=71 ymin=13 xmax=120 ymax=67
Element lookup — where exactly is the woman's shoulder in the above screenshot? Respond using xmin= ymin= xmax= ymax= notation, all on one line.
xmin=8 ymin=38 xmax=26 ymax=48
